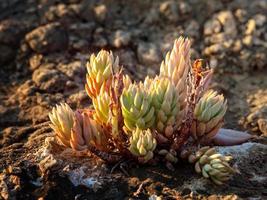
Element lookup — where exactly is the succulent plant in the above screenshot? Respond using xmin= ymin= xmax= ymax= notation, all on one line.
xmin=188 ymin=146 xmax=235 ymax=185
xmin=85 ymin=50 xmax=119 ymax=99
xmin=128 ymin=128 xmax=157 ymax=162
xmin=49 ymin=104 xmax=108 ymax=151
xmin=123 ymin=74 xmax=132 ymax=89
xmin=49 ymin=103 xmax=75 ymax=147
xmin=191 ymin=90 xmax=227 ymax=143
xmin=46 ymin=36 xmax=252 ymax=186
xmin=159 ymin=37 xmax=191 ymax=127
xmin=120 ymin=82 xmax=155 ymax=132
xmin=79 ymin=111 xmax=108 ymax=151
xmin=92 ymin=87 xmax=111 ymax=126
xmin=150 ymin=77 xmax=180 ymax=137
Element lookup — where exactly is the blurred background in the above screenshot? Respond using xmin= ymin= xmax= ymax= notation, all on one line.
xmin=0 ymin=0 xmax=266 ymax=146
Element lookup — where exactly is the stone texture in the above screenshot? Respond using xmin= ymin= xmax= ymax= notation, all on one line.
xmin=26 ymin=23 xmax=68 ymax=54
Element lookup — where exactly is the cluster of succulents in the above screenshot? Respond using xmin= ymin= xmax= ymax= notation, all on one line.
xmin=188 ymin=147 xmax=235 ymax=185
xmin=48 ymin=36 xmax=249 ymax=185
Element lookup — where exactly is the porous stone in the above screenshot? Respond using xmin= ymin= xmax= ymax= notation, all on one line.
xmin=159 ymin=1 xmax=179 ymax=23
xmin=257 ymin=119 xmax=267 ymax=136
xmin=110 ymin=30 xmax=131 ymax=48
xmin=94 ymin=4 xmax=107 ymax=22
xmin=25 ymin=23 xmax=68 ymax=54
xmin=32 ymin=64 xmax=68 ymax=92
xmin=137 ymin=42 xmax=162 ymax=65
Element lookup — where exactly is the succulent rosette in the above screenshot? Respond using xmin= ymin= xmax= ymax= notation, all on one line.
xmin=191 ymin=90 xmax=227 ymax=143
xmin=188 ymin=147 xmax=235 ymax=185
xmin=49 ymin=103 xmax=75 ymax=147
xmin=49 ymin=104 xmax=108 ymax=151
xmin=92 ymin=87 xmax=111 ymax=126
xmin=160 ymin=37 xmax=191 ymax=127
xmin=128 ymin=128 xmax=157 ymax=162
xmin=85 ymin=50 xmax=119 ymax=99
xmin=150 ymin=77 xmax=180 ymax=137
xmin=120 ymin=82 xmax=155 ymax=132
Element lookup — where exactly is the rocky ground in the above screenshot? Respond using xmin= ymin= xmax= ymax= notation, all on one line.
xmin=0 ymin=0 xmax=266 ymax=199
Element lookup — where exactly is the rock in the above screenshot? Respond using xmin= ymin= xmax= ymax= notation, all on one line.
xmin=204 ymin=19 xmax=221 ymax=36
xmin=58 ymin=61 xmax=85 ymax=80
xmin=29 ymin=54 xmax=43 ymax=71
xmin=204 ymin=10 xmax=237 ymax=39
xmin=253 ymin=14 xmax=266 ymax=26
xmin=216 ymin=11 xmax=237 ymax=37
xmin=16 ymin=80 xmax=36 ymax=96
xmin=245 ymin=91 xmax=267 ymax=133
xmin=69 ymin=36 xmax=89 ymax=51
xmin=217 ymin=142 xmax=267 ymax=164
xmin=69 ymin=22 xmax=95 ymax=39
xmin=0 ymin=19 xmax=28 ymax=64
xmin=234 ymin=9 xmax=247 ymax=23
xmin=257 ymin=119 xmax=267 ymax=136
xmin=68 ymin=90 xmax=89 ymax=107
xmin=94 ymin=4 xmax=107 ymax=22
xmin=92 ymin=27 xmax=107 ymax=48
xmin=44 ymin=3 xmax=77 ymax=23
xmin=159 ymin=1 xmax=179 ymax=23
xmin=32 ymin=64 xmax=68 ymax=92
xmin=178 ymin=1 xmax=191 ymax=15
xmin=203 ymin=8 xmax=267 ymax=72
xmin=185 ymin=20 xmax=200 ymax=38
xmin=110 ymin=30 xmax=131 ymax=48
xmin=25 ymin=23 xmax=68 ymax=54
xmin=137 ymin=42 xmax=162 ymax=65
xmin=245 ymin=19 xmax=256 ymax=35
xmin=143 ymin=8 xmax=160 ymax=25
xmin=115 ymin=50 xmax=136 ymax=67
xmin=242 ymin=35 xmax=253 ymax=46
xmin=204 ymin=44 xmax=223 ymax=55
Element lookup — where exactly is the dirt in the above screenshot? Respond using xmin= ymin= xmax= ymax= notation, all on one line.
xmin=0 ymin=0 xmax=266 ymax=199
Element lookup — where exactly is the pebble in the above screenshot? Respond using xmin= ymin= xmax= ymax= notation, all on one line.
xmin=257 ymin=119 xmax=267 ymax=136
xmin=137 ymin=42 xmax=162 ymax=65
xmin=159 ymin=1 xmax=179 ymax=22
xmin=111 ymin=30 xmax=131 ymax=48
xmin=32 ymin=64 xmax=68 ymax=92
xmin=25 ymin=23 xmax=68 ymax=54
xmin=94 ymin=4 xmax=107 ymax=22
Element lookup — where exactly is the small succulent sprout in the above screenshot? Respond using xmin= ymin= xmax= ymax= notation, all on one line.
xmin=92 ymin=86 xmax=111 ymax=125
xmin=120 ymin=82 xmax=155 ymax=132
xmin=191 ymin=90 xmax=227 ymax=143
xmin=160 ymin=36 xmax=191 ymax=127
xmin=158 ymin=149 xmax=178 ymax=163
xmin=151 ymin=77 xmax=180 ymax=137
xmin=128 ymin=128 xmax=157 ymax=162
xmin=49 ymin=103 xmax=75 ymax=147
xmin=188 ymin=146 xmax=235 ymax=185
xmin=85 ymin=50 xmax=119 ymax=99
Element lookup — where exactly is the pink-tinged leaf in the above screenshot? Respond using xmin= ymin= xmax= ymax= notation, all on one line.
xmin=213 ymin=128 xmax=253 ymax=146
